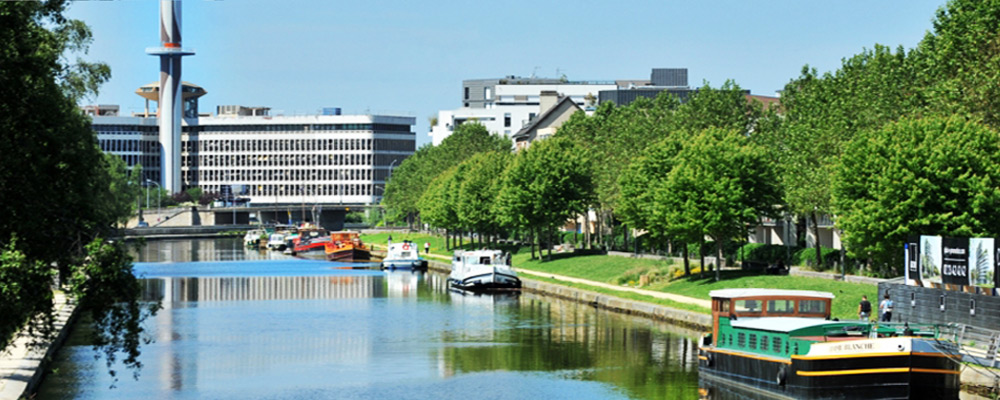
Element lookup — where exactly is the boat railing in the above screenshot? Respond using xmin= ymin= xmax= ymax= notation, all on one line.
xmin=939 ymin=323 xmax=1000 ymax=368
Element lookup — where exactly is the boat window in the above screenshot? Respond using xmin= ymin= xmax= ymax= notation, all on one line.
xmin=720 ymin=299 xmax=730 ymax=313
xmin=772 ymin=337 xmax=782 ymax=354
xmin=799 ymin=300 xmax=826 ymax=314
xmin=737 ymin=332 xmax=746 ymax=348
xmin=734 ymin=300 xmax=761 ymax=313
xmin=760 ymin=335 xmax=769 ymax=351
xmin=748 ymin=334 xmax=757 ymax=350
xmin=480 ymin=256 xmax=491 ymax=264
xmin=767 ymin=300 xmax=795 ymax=314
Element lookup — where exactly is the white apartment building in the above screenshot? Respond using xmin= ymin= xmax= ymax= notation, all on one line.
xmin=430 ymin=69 xmax=693 ymax=145
xmin=430 ymin=80 xmax=615 ymax=146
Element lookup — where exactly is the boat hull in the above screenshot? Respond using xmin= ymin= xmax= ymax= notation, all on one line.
xmin=448 ymin=269 xmax=521 ymax=291
xmin=325 ymin=247 xmax=371 ymax=262
xmin=698 ymin=339 xmax=960 ymax=399
xmin=381 ymin=259 xmax=427 ymax=270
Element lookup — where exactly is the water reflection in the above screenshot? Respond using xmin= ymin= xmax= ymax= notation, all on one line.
xmin=133 ymin=237 xmax=294 ymax=263
xmin=36 ymin=239 xmax=700 ymax=399
xmin=141 ymin=275 xmax=385 ymax=302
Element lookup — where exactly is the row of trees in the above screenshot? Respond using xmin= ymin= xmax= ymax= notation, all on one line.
xmin=1 ymin=0 xmax=157 ymax=381
xmin=386 ymin=0 xmax=1000 ymax=277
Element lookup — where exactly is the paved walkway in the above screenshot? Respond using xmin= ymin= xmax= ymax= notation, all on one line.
xmin=0 ymin=292 xmax=75 ymax=400
xmin=423 ymin=252 xmax=712 ymax=309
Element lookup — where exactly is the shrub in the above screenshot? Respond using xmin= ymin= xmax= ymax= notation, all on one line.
xmin=734 ymin=243 xmax=798 ymax=265
xmin=793 ymin=246 xmax=847 ymax=270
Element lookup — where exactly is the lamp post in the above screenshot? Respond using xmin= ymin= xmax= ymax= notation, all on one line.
xmin=146 ymin=179 xmax=161 ymax=224
xmin=373 ymin=186 xmax=386 ymax=228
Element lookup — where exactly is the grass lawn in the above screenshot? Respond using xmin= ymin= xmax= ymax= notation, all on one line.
xmin=528 ymin=275 xmax=712 ymax=315
xmin=361 ymin=232 xmax=878 ymax=320
xmin=650 ymin=271 xmax=878 ymax=321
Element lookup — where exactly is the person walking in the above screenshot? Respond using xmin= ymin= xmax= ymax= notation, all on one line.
xmin=424 ymin=242 xmax=430 ymax=254
xmin=858 ymin=295 xmax=872 ymax=321
xmin=880 ymin=294 xmax=894 ymax=322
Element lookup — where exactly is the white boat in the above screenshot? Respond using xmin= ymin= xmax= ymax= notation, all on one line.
xmin=243 ymin=228 xmax=266 ymax=248
xmin=448 ymin=249 xmax=520 ymax=291
xmin=380 ymin=241 xmax=427 ymax=270
xmin=267 ymin=232 xmax=287 ymax=251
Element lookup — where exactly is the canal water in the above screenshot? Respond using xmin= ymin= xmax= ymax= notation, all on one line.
xmin=35 ymin=238 xmax=704 ymax=399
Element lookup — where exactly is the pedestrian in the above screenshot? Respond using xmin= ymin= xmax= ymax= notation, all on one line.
xmin=880 ymin=294 xmax=894 ymax=322
xmin=858 ymin=295 xmax=872 ymax=321
xmin=424 ymin=242 xmax=430 ymax=254
xmin=388 ymin=235 xmax=393 ymax=246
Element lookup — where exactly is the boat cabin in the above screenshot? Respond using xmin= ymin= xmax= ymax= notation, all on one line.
xmin=709 ymin=289 xmax=834 ymax=347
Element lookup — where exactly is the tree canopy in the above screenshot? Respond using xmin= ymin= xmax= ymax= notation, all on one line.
xmin=833 ymin=116 xmax=1000 ymax=274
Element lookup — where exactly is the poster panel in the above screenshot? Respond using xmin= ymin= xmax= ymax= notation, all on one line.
xmin=919 ymin=235 xmax=942 ymax=282
xmin=941 ymin=236 xmax=970 ymax=285
xmin=968 ymin=238 xmax=994 ymax=286
xmin=906 ymin=236 xmax=920 ymax=285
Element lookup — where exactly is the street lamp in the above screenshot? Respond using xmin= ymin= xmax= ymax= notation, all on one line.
xmin=146 ymin=179 xmax=161 ymax=224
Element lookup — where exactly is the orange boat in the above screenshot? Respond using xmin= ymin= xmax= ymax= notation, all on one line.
xmin=323 ymin=231 xmax=371 ymax=262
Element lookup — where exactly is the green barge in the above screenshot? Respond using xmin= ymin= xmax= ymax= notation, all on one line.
xmin=698 ymin=289 xmax=960 ymax=399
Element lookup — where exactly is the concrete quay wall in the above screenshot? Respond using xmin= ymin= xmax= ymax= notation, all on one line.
xmin=426 ymin=259 xmax=711 ymax=331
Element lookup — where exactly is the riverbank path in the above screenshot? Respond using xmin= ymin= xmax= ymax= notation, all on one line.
xmin=421 ymin=252 xmax=712 ymax=310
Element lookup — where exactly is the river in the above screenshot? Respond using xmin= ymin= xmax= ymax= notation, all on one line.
xmin=35 ymin=238 xmax=705 ymax=399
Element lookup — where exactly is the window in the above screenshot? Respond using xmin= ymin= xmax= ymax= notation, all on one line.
xmin=749 ymin=334 xmax=757 ymax=350
xmin=734 ymin=300 xmax=761 ymax=313
xmin=504 ymin=113 xmax=511 ymax=128
xmin=761 ymin=335 xmax=769 ymax=351
xmin=720 ymin=299 xmax=730 ymax=312
xmin=772 ymin=337 xmax=782 ymax=353
xmin=768 ymin=300 xmax=795 ymax=314
xmin=464 ymin=87 xmax=469 ymax=100
xmin=800 ymin=300 xmax=826 ymax=314
xmin=737 ymin=332 xmax=746 ymax=348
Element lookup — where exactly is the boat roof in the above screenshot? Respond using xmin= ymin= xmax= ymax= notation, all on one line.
xmin=730 ymin=317 xmax=833 ymax=333
xmin=709 ymin=288 xmax=834 ymax=299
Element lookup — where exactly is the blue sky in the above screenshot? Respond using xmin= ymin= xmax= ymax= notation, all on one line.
xmin=68 ymin=0 xmax=946 ymax=147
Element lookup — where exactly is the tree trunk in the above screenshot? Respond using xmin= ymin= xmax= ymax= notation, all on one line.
xmin=715 ymin=239 xmax=723 ymax=281
xmin=547 ymin=229 xmax=553 ymax=260
xmin=595 ymin=210 xmax=604 ymax=246
xmin=699 ymin=239 xmax=707 ymax=278
xmin=584 ymin=210 xmax=591 ymax=250
xmin=811 ymin=211 xmax=822 ymax=269
xmin=683 ymin=242 xmax=691 ymax=276
xmin=530 ymin=231 xmax=536 ymax=260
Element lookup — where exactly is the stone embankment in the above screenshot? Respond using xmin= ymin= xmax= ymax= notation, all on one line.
xmin=0 ymin=293 xmax=78 ymax=400
xmin=425 ymin=258 xmax=711 ymax=331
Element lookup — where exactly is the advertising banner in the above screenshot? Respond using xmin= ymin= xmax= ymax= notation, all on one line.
xmin=941 ymin=236 xmax=970 ymax=285
xmin=969 ymin=238 xmax=994 ymax=286
xmin=919 ymin=235 xmax=942 ymax=282
xmin=905 ymin=236 xmax=920 ymax=284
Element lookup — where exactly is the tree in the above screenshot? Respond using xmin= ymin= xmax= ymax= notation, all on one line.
xmin=417 ymin=166 xmax=461 ymax=248
xmin=0 ymin=0 xmax=157 ymax=380
xmin=660 ymin=128 xmax=782 ymax=279
xmin=456 ymin=151 xmax=511 ymax=244
xmin=916 ymin=0 xmax=1000 ymax=129
xmin=618 ymin=136 xmax=694 ymax=273
xmin=498 ymin=136 xmax=593 ymax=259
xmin=774 ymin=44 xmax=923 ymax=269
xmin=833 ymin=116 xmax=1000 ymax=275
xmin=382 ymin=123 xmax=510 ymax=227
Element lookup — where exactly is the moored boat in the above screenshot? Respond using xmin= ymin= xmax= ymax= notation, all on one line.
xmin=290 ymin=225 xmax=330 ymax=254
xmin=243 ymin=228 xmax=267 ymax=248
xmin=698 ymin=288 xmax=960 ymax=399
xmin=323 ymin=231 xmax=371 ymax=262
xmin=380 ymin=241 xmax=427 ymax=270
xmin=447 ymin=249 xmax=520 ymax=291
